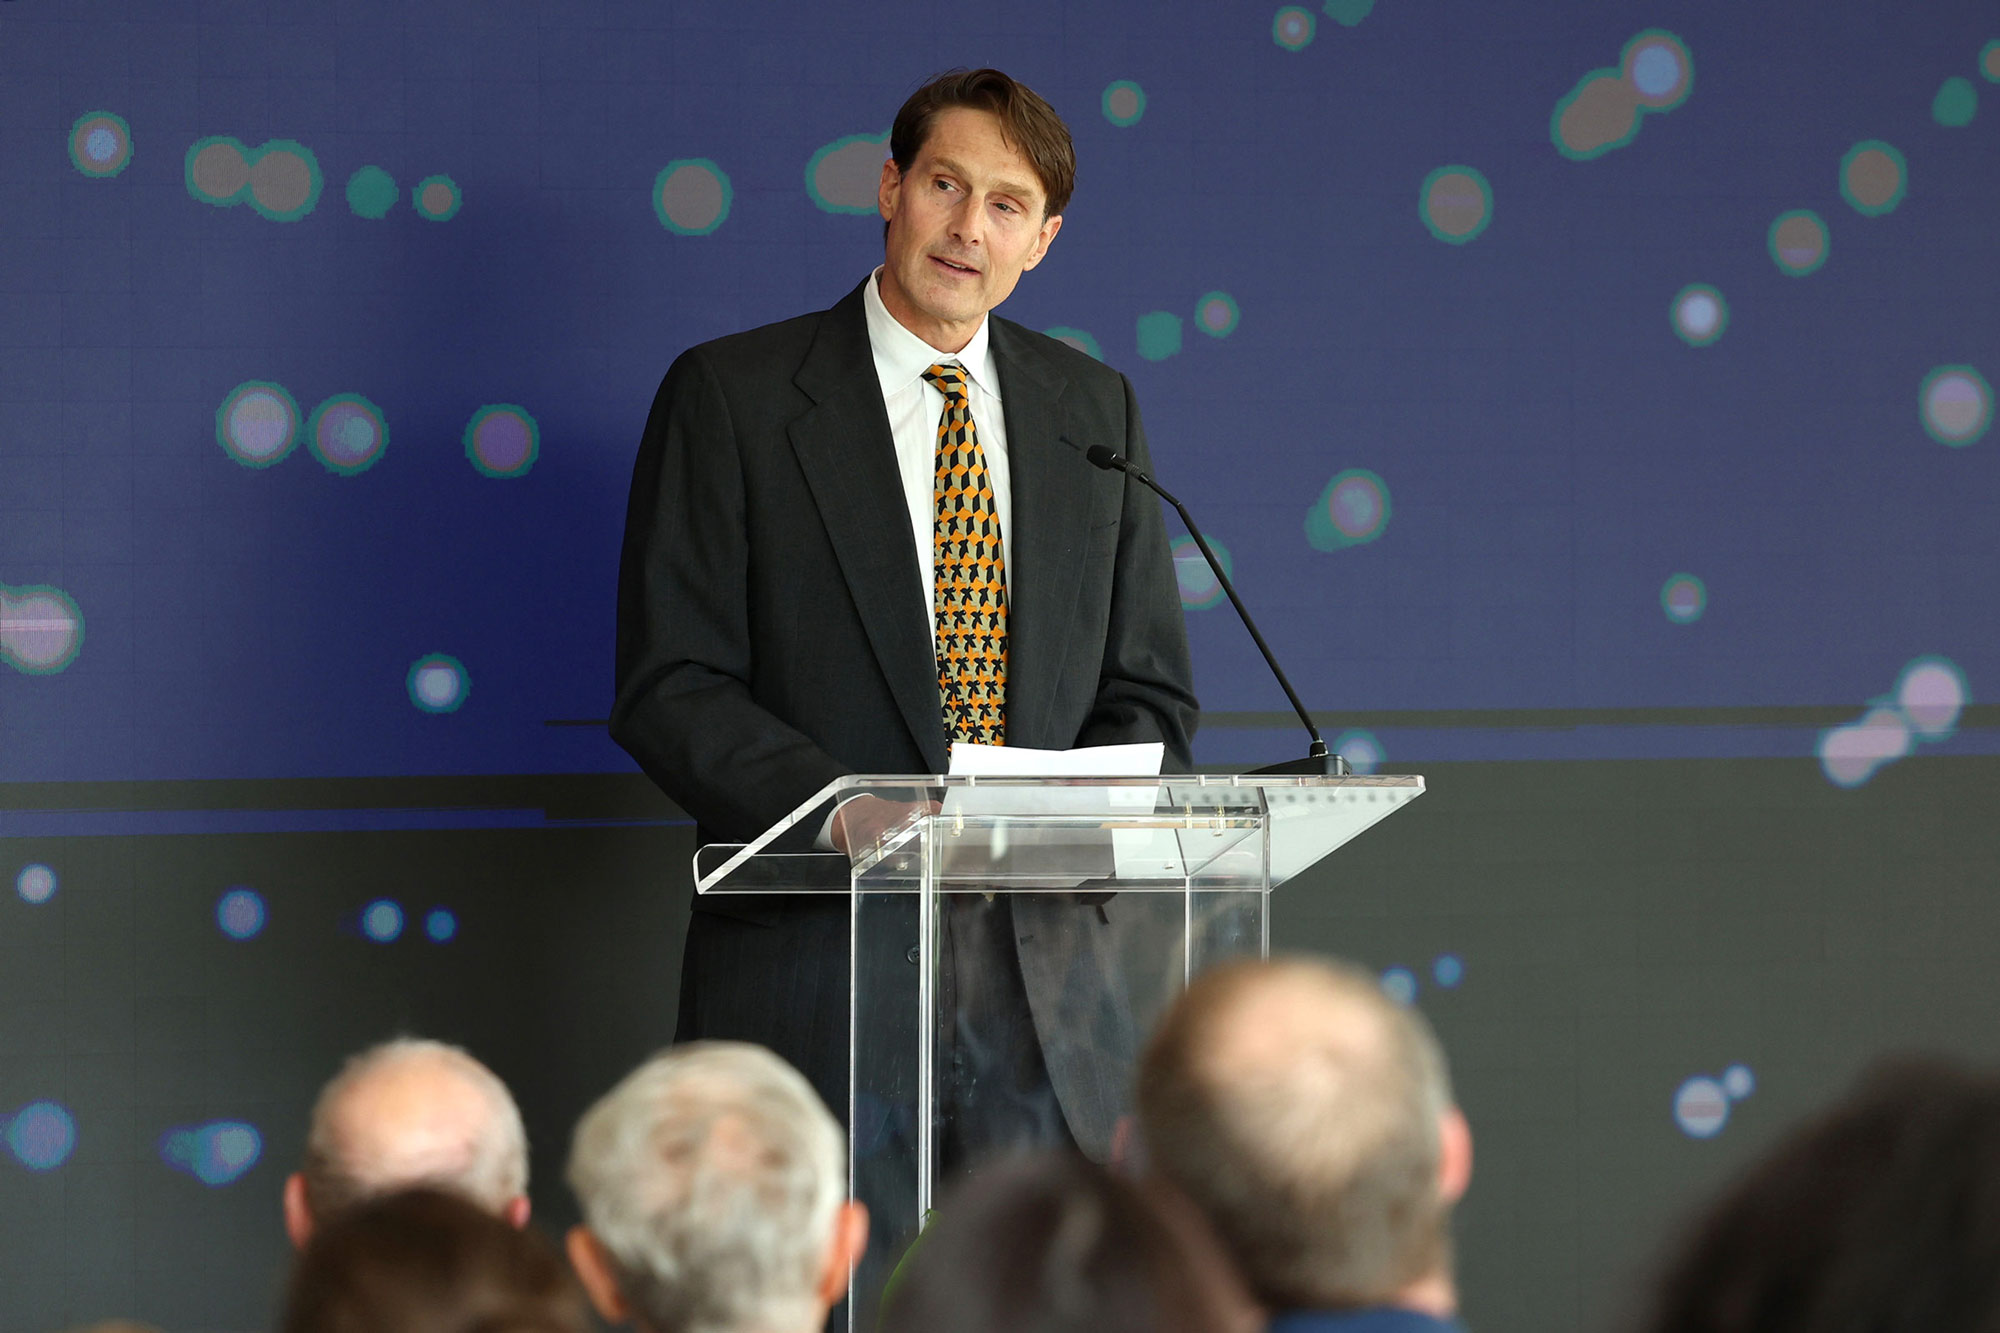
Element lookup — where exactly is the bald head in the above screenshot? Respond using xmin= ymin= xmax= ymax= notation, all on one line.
xmin=285 ymin=1039 xmax=529 ymax=1247
xmin=1137 ymin=957 xmax=1467 ymax=1312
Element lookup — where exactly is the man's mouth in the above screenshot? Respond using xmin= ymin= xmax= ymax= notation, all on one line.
xmin=929 ymin=255 xmax=980 ymax=277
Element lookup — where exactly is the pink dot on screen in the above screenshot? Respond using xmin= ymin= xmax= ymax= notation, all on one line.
xmin=1896 ymin=657 xmax=1967 ymax=738
xmin=1674 ymin=1077 xmax=1730 ymax=1138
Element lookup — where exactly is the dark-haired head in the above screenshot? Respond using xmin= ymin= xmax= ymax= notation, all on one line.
xmin=279 ymin=1186 xmax=588 ymax=1333
xmin=880 ymin=1152 xmax=1257 ymax=1333
xmin=889 ymin=69 xmax=1076 ymax=219
xmin=1640 ymin=1057 xmax=2000 ymax=1333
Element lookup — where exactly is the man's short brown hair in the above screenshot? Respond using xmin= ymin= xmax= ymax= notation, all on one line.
xmin=1137 ymin=956 xmax=1457 ymax=1310
xmin=280 ymin=1188 xmax=587 ymax=1333
xmin=890 ymin=68 xmax=1076 ymax=218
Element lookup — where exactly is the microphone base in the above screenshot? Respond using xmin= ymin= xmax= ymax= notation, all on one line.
xmin=1247 ymin=752 xmax=1353 ymax=777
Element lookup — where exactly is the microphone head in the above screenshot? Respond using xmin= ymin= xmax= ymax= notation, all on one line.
xmin=1084 ymin=444 xmax=1124 ymax=472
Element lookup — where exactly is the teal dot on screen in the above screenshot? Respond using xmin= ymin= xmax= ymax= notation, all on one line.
xmin=1932 ymin=77 xmax=1976 ymax=127
xmin=1380 ymin=967 xmax=1418 ymax=1006
xmin=1042 ymin=327 xmax=1102 ymax=360
xmin=1195 ymin=291 xmax=1240 ymax=338
xmin=307 ymin=394 xmax=389 ymax=475
xmin=413 ymin=174 xmax=463 ymax=222
xmin=160 ymin=1121 xmax=263 ymax=1186
xmin=425 ymin=908 xmax=458 ymax=943
xmin=1272 ymin=6 xmax=1315 ymax=50
xmin=1102 ymin=81 xmax=1146 ymax=127
xmin=1322 ymin=0 xmax=1374 ymax=26
xmin=1171 ymin=535 xmax=1230 ymax=610
xmin=69 ymin=111 xmax=133 ymax=178
xmin=1432 ymin=954 xmax=1464 ymax=988
xmin=654 ymin=159 xmax=732 ymax=235
xmin=407 ymin=653 xmax=470 ymax=714
xmin=346 ymin=165 xmax=398 ymax=219
xmin=1660 ymin=573 xmax=1706 ymax=624
xmin=1136 ymin=311 xmax=1183 ymax=361
xmin=362 ymin=900 xmax=404 ymax=943
xmin=1331 ymin=729 xmax=1382 ymax=773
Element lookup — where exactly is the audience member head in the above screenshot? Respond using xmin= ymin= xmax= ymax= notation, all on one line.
xmin=278 ymin=1186 xmax=586 ymax=1333
xmin=881 ymin=1152 xmax=1258 ymax=1333
xmin=284 ymin=1037 xmax=530 ymax=1248
xmin=1137 ymin=955 xmax=1472 ymax=1315
xmin=1638 ymin=1056 xmax=2000 ymax=1333
xmin=564 ymin=1041 xmax=868 ymax=1333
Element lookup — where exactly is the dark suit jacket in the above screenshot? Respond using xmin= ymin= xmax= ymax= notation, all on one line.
xmin=610 ymin=278 xmax=1199 ymax=1154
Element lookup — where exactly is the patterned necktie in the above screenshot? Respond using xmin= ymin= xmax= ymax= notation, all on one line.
xmin=924 ymin=363 xmax=1007 ymax=745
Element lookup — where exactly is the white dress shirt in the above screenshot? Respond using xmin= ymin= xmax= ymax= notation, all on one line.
xmin=820 ymin=272 xmax=1016 ymax=847
xmin=862 ymin=266 xmax=1013 ymax=638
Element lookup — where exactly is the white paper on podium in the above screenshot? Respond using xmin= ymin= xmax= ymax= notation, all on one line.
xmin=944 ymin=742 xmax=1182 ymax=880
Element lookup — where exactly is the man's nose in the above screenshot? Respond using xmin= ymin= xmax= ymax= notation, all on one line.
xmin=947 ymin=194 xmax=982 ymax=245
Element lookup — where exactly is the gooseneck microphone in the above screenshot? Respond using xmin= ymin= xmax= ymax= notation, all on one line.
xmin=1084 ymin=445 xmax=1349 ymax=777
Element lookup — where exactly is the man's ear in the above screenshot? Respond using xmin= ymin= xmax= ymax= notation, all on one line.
xmin=504 ymin=1194 xmax=532 ymax=1229
xmin=878 ymin=158 xmax=902 ymax=223
xmin=815 ymin=1201 xmax=871 ymax=1309
xmin=567 ymin=1226 xmax=635 ymax=1325
xmin=1022 ymin=213 xmax=1063 ymax=271
xmin=282 ymin=1172 xmax=315 ymax=1250
xmin=1437 ymin=1106 xmax=1473 ymax=1206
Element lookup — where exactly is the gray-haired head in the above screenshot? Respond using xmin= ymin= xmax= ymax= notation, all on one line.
xmin=565 ymin=1042 xmax=847 ymax=1333
xmin=299 ymin=1037 xmax=529 ymax=1223
xmin=1137 ymin=955 xmax=1464 ymax=1310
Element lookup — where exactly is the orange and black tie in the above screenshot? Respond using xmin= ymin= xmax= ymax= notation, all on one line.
xmin=924 ymin=363 xmax=1007 ymax=745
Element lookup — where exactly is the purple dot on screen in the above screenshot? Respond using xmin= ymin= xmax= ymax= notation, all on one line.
xmin=16 ymin=863 xmax=57 ymax=904
xmin=473 ymin=413 xmax=533 ymax=472
xmin=6 ymin=1101 xmax=78 ymax=1171
xmin=216 ymin=888 xmax=267 ymax=940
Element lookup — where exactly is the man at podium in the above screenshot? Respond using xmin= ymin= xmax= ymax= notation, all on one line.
xmin=611 ymin=68 xmax=1198 ymax=1166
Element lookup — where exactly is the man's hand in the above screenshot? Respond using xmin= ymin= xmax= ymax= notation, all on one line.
xmin=830 ymin=795 xmax=940 ymax=856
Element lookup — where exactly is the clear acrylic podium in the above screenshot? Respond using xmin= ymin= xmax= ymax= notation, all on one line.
xmin=693 ymin=772 xmax=1424 ymax=1327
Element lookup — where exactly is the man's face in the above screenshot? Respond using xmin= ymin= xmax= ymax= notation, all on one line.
xmin=877 ymin=106 xmax=1063 ymax=353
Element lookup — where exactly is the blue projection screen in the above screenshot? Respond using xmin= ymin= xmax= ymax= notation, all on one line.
xmin=3 ymin=2 xmax=1995 ymax=792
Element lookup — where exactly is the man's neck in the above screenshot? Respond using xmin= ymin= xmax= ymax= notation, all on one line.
xmin=1390 ymin=1270 xmax=1457 ymax=1320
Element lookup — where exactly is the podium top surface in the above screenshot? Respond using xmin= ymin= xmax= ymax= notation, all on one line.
xmin=693 ymin=773 xmax=1424 ymax=896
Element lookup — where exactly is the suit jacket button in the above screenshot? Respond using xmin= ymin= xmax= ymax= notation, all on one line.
xmin=905 ymin=945 xmax=921 ymax=965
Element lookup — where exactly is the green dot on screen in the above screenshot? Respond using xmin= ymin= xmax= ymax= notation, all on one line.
xmin=345 ymin=165 xmax=398 ymax=219
xmin=1322 ymin=0 xmax=1374 ymax=26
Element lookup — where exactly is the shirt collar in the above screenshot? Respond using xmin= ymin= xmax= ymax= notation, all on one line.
xmin=863 ymin=267 xmax=1002 ymax=403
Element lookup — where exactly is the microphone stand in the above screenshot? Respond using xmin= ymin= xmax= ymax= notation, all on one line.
xmin=1084 ymin=445 xmax=1349 ymax=777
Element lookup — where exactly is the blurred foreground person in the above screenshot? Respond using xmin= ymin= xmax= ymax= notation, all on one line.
xmin=1638 ymin=1057 xmax=2000 ymax=1333
xmin=1138 ymin=957 xmax=1473 ymax=1332
xmin=881 ymin=1152 xmax=1259 ymax=1333
xmin=565 ymin=1042 xmax=868 ymax=1333
xmin=279 ymin=1187 xmax=586 ymax=1333
xmin=284 ymin=1037 xmax=531 ymax=1247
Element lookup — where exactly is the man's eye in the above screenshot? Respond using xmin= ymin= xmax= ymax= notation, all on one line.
xmin=994 ymin=201 xmax=1016 ymax=214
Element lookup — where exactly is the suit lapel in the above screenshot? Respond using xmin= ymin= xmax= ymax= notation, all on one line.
xmin=789 ymin=284 xmax=952 ymax=771
xmin=991 ymin=321 xmax=1086 ymax=750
